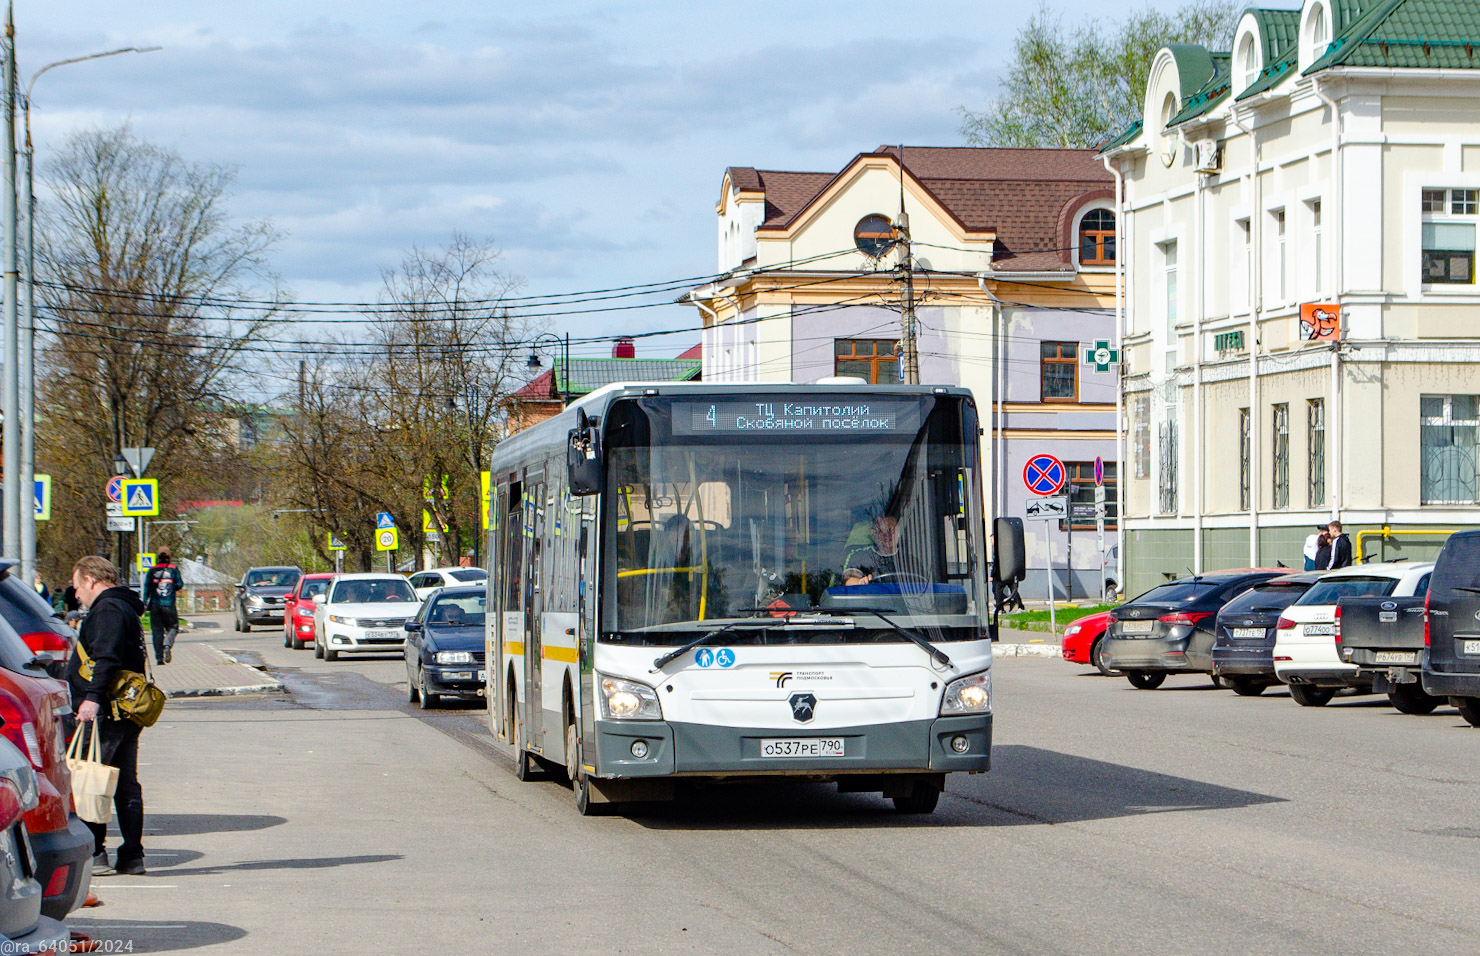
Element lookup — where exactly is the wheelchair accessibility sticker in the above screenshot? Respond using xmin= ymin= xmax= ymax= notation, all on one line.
xmin=695 ymin=648 xmax=736 ymax=668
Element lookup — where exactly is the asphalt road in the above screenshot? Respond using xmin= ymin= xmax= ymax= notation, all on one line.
xmin=70 ymin=611 xmax=1480 ymax=954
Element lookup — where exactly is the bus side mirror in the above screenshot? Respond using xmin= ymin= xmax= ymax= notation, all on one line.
xmin=993 ymin=517 xmax=1026 ymax=585
xmin=567 ymin=408 xmax=603 ymax=496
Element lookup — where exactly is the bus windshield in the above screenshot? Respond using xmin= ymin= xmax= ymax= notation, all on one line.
xmin=603 ymin=395 xmax=982 ymax=641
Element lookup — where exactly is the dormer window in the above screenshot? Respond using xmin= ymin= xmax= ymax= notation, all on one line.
xmin=1078 ymin=209 xmax=1116 ymax=266
xmin=1237 ymin=31 xmax=1260 ymax=92
xmin=1302 ymin=2 xmax=1330 ymax=68
xmin=1160 ymin=92 xmax=1179 ymax=167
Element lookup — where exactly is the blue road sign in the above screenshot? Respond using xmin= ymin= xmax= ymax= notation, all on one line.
xmin=376 ymin=512 xmax=395 ymax=529
xmin=1023 ymin=454 xmax=1067 ymax=497
xmin=120 ymin=478 xmax=159 ymax=516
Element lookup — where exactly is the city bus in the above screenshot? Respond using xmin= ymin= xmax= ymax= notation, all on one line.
xmin=484 ymin=382 xmax=1021 ymax=815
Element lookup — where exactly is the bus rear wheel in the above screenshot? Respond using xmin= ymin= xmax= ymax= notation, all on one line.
xmin=511 ymin=687 xmax=536 ymax=781
xmin=890 ymin=779 xmax=940 ymax=814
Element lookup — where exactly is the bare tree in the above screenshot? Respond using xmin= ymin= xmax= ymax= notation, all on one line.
xmin=276 ymin=233 xmax=530 ymax=570
xmin=34 ymin=124 xmax=285 ymax=578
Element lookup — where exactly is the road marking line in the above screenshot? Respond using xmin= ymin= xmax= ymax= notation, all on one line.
xmin=98 ymin=884 xmax=177 ymax=889
xmin=83 ymin=924 xmax=188 ymax=930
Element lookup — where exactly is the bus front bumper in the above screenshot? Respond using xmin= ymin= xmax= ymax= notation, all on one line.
xmin=594 ymin=714 xmax=991 ymax=777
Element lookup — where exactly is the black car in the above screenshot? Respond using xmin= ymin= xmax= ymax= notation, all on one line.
xmin=234 ymin=566 xmax=302 ymax=632
xmin=1420 ymin=530 xmax=1480 ymax=726
xmin=0 ymin=562 xmax=72 ymax=681
xmin=404 ymin=587 xmax=487 ymax=709
xmin=1211 ymin=572 xmax=1322 ymax=696
xmin=1101 ymin=569 xmax=1288 ymax=689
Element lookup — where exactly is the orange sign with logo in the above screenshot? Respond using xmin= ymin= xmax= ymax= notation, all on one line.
xmin=1299 ymin=303 xmax=1341 ymax=343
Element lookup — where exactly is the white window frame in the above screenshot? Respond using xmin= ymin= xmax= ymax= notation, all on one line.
xmin=1301 ymin=1 xmax=1330 ymax=71
xmin=1403 ymin=174 xmax=1480 ymax=298
xmin=1073 ymin=201 xmax=1117 ymax=272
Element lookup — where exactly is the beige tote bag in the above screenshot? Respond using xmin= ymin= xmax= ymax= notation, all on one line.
xmin=66 ymin=723 xmax=119 ymax=825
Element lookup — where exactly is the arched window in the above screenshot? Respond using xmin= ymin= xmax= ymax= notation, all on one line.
xmin=1160 ymin=92 xmax=1179 ymax=167
xmin=1304 ymin=4 xmax=1329 ymax=66
xmin=1079 ymin=208 xmax=1116 ymax=266
xmin=1238 ymin=32 xmax=1260 ymax=92
xmin=854 ymin=214 xmax=897 ymax=258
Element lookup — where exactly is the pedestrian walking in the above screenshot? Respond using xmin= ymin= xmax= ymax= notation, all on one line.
xmin=1302 ymin=528 xmax=1323 ymax=571
xmin=142 ymin=548 xmax=183 ymax=664
xmin=1326 ymin=521 xmax=1353 ymax=569
xmin=67 ymin=555 xmax=149 ymax=876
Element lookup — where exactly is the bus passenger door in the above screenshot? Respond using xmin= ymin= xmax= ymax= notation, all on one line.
xmin=524 ymin=481 xmax=545 ymax=752
xmin=499 ymin=482 xmax=524 ymax=743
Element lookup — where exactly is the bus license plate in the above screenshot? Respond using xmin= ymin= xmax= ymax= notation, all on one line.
xmin=1465 ymin=640 xmax=1480 ymax=656
xmin=761 ymin=738 xmax=844 ymax=758
xmin=1374 ymin=651 xmax=1415 ymax=664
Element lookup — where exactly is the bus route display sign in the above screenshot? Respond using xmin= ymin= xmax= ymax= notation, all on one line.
xmin=671 ymin=399 xmax=921 ymax=436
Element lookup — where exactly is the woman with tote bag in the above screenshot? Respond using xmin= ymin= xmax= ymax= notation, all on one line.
xmin=66 ymin=556 xmax=150 ymax=876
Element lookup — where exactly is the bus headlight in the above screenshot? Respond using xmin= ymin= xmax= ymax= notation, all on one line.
xmin=940 ymin=670 xmax=992 ymax=715
xmin=598 ymin=675 xmax=663 ymax=720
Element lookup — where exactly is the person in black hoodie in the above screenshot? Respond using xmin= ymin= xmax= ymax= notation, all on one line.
xmin=1326 ymin=520 xmax=1353 ymax=570
xmin=67 ymin=555 xmax=148 ymax=876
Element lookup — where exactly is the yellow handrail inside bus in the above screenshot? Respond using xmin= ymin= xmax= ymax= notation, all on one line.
xmin=616 ymin=567 xmax=704 ymax=578
xmin=1353 ymin=526 xmax=1457 ymax=564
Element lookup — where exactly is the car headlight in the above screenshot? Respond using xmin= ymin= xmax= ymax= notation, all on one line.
xmin=329 ymin=615 xmax=358 ymax=626
xmin=940 ymin=670 xmax=992 ymax=715
xmin=245 ymin=595 xmax=265 ymax=607
xmin=598 ymin=674 xmax=663 ymax=720
xmin=1064 ymin=625 xmax=1081 ymax=635
xmin=435 ymin=651 xmax=473 ymax=665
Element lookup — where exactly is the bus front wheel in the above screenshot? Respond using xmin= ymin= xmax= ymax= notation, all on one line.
xmin=890 ymin=779 xmax=940 ymax=814
xmin=512 ymin=688 xmax=537 ymax=781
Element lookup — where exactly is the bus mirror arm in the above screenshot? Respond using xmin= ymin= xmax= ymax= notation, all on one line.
xmin=567 ymin=409 xmax=603 ymax=496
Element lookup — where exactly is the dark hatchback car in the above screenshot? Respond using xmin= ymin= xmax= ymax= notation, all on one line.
xmin=234 ymin=566 xmax=302 ymax=632
xmin=1102 ymin=570 xmax=1288 ymax=689
xmin=405 ymin=587 xmax=487 ymax=709
xmin=0 ymin=561 xmax=72 ymax=679
xmin=1211 ymin=572 xmax=1322 ymax=697
xmin=1421 ymin=530 xmax=1480 ymax=726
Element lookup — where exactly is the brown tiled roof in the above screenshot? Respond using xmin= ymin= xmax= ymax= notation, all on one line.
xmin=726 ymin=167 xmax=762 ymax=192
xmin=675 ymin=343 xmax=702 ymax=359
xmin=510 ymin=370 xmax=555 ymax=400
xmin=736 ymin=147 xmax=1111 ymax=269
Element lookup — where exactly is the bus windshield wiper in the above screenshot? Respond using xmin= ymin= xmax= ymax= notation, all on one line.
xmin=650 ymin=618 xmax=760 ymax=672
xmin=807 ymin=606 xmax=954 ymax=670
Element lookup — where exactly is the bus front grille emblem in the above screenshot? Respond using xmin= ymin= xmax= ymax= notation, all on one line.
xmin=789 ymin=692 xmax=816 ymax=723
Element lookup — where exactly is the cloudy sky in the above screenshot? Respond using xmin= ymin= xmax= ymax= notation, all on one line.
xmin=37 ymin=1 xmax=1187 ymax=363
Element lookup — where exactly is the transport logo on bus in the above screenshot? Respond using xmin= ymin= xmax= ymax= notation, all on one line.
xmin=789 ymin=692 xmax=817 ymax=723
xmin=771 ymin=671 xmax=793 ymax=688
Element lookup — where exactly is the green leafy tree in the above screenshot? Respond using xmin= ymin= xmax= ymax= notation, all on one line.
xmin=960 ymin=1 xmax=1237 ymax=149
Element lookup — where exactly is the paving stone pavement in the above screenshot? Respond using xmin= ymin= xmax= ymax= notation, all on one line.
xmin=152 ymin=641 xmax=283 ymax=697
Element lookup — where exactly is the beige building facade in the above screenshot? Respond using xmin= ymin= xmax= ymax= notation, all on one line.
xmin=1103 ymin=0 xmax=1480 ymax=594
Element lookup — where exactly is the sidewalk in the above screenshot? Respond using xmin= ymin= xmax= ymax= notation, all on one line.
xmin=994 ymin=627 xmax=1061 ymax=658
xmin=153 ymin=641 xmax=283 ymax=698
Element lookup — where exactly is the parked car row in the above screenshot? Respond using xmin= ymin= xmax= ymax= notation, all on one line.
xmin=258 ymin=565 xmax=489 ymax=711
xmin=1061 ymin=530 xmax=1480 ymax=727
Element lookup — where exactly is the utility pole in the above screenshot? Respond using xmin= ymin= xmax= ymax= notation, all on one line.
xmin=893 ymin=146 xmax=919 ymax=385
xmin=2 ymin=6 xmax=19 ymax=560
xmin=17 ymin=78 xmax=32 ymax=584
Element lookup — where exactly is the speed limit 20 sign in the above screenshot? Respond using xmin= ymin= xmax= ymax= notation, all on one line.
xmin=375 ymin=527 xmax=399 ymax=551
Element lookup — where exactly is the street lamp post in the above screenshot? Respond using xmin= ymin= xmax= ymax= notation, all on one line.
xmin=112 ymin=453 xmax=127 ymax=567
xmin=526 ymin=332 xmax=571 ymax=404
xmin=15 ymin=44 xmax=160 ymax=584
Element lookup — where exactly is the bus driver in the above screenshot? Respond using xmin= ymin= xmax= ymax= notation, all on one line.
xmin=841 ymin=514 xmax=902 ymax=586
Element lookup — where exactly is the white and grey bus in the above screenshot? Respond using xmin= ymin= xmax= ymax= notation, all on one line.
xmin=484 ymin=382 xmax=1022 ymax=815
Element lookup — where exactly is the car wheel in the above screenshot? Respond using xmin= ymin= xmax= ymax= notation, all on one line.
xmin=1210 ymin=675 xmax=1229 ymax=689
xmin=407 ymin=666 xmax=419 ymax=703
xmin=314 ymin=637 xmax=323 ymax=659
xmin=1104 ymin=581 xmax=1118 ymax=601
xmin=283 ymin=628 xmax=291 ymax=648
xmin=1455 ymin=697 xmax=1480 ymax=727
xmin=418 ymin=668 xmax=439 ymax=710
xmin=291 ymin=635 xmax=305 ymax=650
xmin=324 ymin=643 xmax=338 ymax=662
xmin=233 ymin=608 xmax=242 ymax=633
xmin=1090 ymin=639 xmax=1118 ymax=677
xmin=891 ymin=779 xmax=940 ymax=814
xmin=1230 ymin=677 xmax=1268 ymax=697
xmin=1126 ymin=670 xmax=1166 ymax=690
xmin=1387 ymin=684 xmax=1441 ymax=715
xmin=1289 ymin=684 xmax=1334 ymax=707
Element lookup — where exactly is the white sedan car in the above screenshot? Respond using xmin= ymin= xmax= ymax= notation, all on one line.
xmin=1273 ymin=561 xmax=1434 ymax=706
xmin=313 ymin=573 xmax=424 ymax=661
xmin=409 ymin=566 xmax=488 ymax=601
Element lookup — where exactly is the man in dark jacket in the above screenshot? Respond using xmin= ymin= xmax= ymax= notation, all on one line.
xmin=142 ymin=548 xmax=183 ymax=664
xmin=67 ymin=555 xmax=148 ymax=876
xmin=1326 ymin=520 xmax=1353 ymax=570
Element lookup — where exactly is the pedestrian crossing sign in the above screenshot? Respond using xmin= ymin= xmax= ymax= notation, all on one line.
xmin=327 ymin=533 xmax=346 ymax=552
xmin=120 ymin=478 xmax=159 ymax=517
xmin=137 ymin=553 xmax=156 ymax=573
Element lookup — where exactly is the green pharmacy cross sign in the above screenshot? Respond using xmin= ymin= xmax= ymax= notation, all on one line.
xmin=1083 ymin=339 xmax=1121 ymax=373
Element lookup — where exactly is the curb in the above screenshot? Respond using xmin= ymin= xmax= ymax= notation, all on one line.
xmin=165 ymin=681 xmax=284 ymax=699
xmin=993 ymin=643 xmax=1062 ymax=658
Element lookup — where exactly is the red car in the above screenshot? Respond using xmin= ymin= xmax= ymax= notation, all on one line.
xmin=1060 ymin=611 xmax=1116 ymax=675
xmin=0 ymin=647 xmax=92 ymax=920
xmin=284 ymin=573 xmax=335 ymax=650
